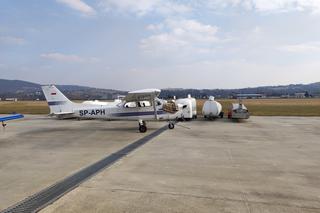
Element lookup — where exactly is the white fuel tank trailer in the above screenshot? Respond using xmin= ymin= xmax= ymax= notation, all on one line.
xmin=202 ymin=96 xmax=223 ymax=119
xmin=175 ymin=94 xmax=197 ymax=120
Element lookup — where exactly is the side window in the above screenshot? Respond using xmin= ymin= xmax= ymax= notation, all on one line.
xmin=140 ymin=101 xmax=151 ymax=107
xmin=124 ymin=102 xmax=137 ymax=108
xmin=124 ymin=101 xmax=151 ymax=108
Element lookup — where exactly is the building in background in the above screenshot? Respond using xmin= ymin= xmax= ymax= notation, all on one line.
xmin=295 ymin=93 xmax=306 ymax=99
xmin=236 ymin=94 xmax=266 ymax=99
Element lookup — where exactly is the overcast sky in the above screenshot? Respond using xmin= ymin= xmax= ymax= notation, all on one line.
xmin=0 ymin=0 xmax=320 ymax=90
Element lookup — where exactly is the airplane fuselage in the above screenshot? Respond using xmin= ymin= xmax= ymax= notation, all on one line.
xmin=42 ymin=85 xmax=182 ymax=132
xmin=72 ymin=103 xmax=180 ymax=121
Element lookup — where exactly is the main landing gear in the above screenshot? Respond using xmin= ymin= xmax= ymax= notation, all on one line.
xmin=138 ymin=120 xmax=175 ymax=133
xmin=138 ymin=120 xmax=147 ymax=133
xmin=2 ymin=122 xmax=6 ymax=128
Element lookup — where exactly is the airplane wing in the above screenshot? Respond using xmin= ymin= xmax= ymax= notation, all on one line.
xmin=125 ymin=89 xmax=161 ymax=102
xmin=0 ymin=114 xmax=24 ymax=122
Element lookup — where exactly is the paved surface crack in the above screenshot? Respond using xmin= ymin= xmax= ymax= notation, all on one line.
xmin=95 ymin=187 xmax=320 ymax=211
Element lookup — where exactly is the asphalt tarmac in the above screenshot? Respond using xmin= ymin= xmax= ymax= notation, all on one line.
xmin=0 ymin=116 xmax=319 ymax=212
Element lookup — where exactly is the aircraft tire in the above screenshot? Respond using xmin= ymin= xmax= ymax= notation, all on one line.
xmin=168 ymin=123 xmax=175 ymax=129
xmin=139 ymin=125 xmax=147 ymax=133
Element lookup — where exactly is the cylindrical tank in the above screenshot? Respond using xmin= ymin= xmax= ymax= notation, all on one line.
xmin=202 ymin=96 xmax=223 ymax=119
xmin=187 ymin=94 xmax=197 ymax=118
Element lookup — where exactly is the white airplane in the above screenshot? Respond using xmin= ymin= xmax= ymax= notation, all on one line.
xmin=42 ymin=85 xmax=184 ymax=133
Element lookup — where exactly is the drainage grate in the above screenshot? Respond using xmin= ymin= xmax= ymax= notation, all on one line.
xmin=1 ymin=125 xmax=168 ymax=213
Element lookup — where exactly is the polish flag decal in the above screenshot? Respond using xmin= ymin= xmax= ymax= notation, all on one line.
xmin=51 ymin=92 xmax=57 ymax=95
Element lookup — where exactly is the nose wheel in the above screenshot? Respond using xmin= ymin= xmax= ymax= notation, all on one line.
xmin=168 ymin=122 xmax=175 ymax=129
xmin=2 ymin=122 xmax=6 ymax=128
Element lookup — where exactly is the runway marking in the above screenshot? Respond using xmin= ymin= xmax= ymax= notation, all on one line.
xmin=0 ymin=125 xmax=168 ymax=213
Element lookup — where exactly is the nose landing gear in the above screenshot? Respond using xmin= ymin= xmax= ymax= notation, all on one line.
xmin=168 ymin=122 xmax=175 ymax=129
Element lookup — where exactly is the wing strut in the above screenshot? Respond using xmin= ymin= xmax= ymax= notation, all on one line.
xmin=152 ymin=96 xmax=158 ymax=120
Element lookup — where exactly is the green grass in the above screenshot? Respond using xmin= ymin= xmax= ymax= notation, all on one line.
xmin=0 ymin=101 xmax=49 ymax=114
xmin=197 ymin=99 xmax=320 ymax=116
xmin=1 ymin=99 xmax=320 ymax=116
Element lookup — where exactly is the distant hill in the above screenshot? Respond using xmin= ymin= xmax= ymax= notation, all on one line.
xmin=160 ymin=82 xmax=320 ymax=98
xmin=0 ymin=79 xmax=127 ymax=100
xmin=0 ymin=79 xmax=319 ymax=100
xmin=0 ymin=79 xmax=40 ymax=93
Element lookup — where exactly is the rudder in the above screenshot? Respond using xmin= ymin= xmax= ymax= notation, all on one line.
xmin=41 ymin=85 xmax=74 ymax=115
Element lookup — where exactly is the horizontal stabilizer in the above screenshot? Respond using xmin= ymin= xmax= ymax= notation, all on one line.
xmin=50 ymin=112 xmax=74 ymax=116
xmin=0 ymin=114 xmax=24 ymax=122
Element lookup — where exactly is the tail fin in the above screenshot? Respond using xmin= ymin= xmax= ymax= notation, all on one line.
xmin=41 ymin=85 xmax=74 ymax=115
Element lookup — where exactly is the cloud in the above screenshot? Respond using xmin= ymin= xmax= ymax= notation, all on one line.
xmin=0 ymin=36 xmax=26 ymax=45
xmin=280 ymin=42 xmax=320 ymax=53
xmin=98 ymin=0 xmax=191 ymax=16
xmin=40 ymin=53 xmax=99 ymax=63
xmin=56 ymin=0 xmax=96 ymax=15
xmin=141 ymin=18 xmax=220 ymax=55
xmin=97 ymin=0 xmax=320 ymax=16
xmin=205 ymin=0 xmax=320 ymax=14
